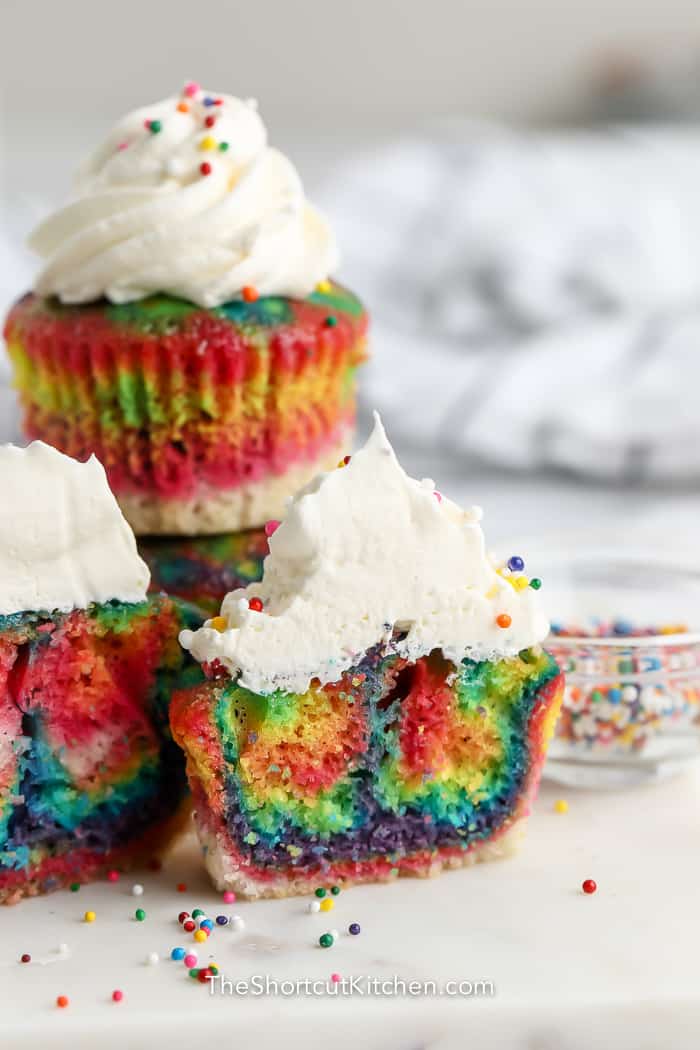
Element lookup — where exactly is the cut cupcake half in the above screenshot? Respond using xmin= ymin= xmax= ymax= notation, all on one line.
xmin=0 ymin=443 xmax=201 ymax=904
xmin=173 ymin=415 xmax=563 ymax=898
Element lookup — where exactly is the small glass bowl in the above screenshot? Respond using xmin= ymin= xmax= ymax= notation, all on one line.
xmin=534 ymin=545 xmax=700 ymax=788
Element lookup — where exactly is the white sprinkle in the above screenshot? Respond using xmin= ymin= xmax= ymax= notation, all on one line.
xmin=58 ymin=943 xmax=69 ymax=956
xmin=131 ymin=884 xmax=144 ymax=897
xmin=231 ymin=915 xmax=245 ymax=932
xmin=146 ymin=952 xmax=160 ymax=966
xmin=308 ymin=900 xmax=321 ymax=914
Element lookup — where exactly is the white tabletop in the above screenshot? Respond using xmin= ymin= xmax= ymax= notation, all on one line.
xmin=3 ymin=772 xmax=699 ymax=1050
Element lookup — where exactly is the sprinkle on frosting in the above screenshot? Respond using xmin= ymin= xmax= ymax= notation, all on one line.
xmin=0 ymin=442 xmax=149 ymax=616
xmin=29 ymin=86 xmax=338 ymax=307
xmin=179 ymin=413 xmax=549 ymax=695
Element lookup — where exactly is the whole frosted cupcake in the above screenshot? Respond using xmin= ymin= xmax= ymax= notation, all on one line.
xmin=172 ymin=416 xmax=563 ymax=899
xmin=4 ymin=84 xmax=368 ymax=535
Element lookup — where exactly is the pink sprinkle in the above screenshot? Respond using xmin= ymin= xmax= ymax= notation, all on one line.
xmin=183 ymin=81 xmax=200 ymax=98
xmin=117 ymin=141 xmax=129 ymax=152
xmin=264 ymin=520 xmax=280 ymax=538
xmin=331 ymin=973 xmax=341 ymax=983
xmin=112 ymin=989 xmax=123 ymax=1003
xmin=143 ymin=119 xmax=151 ymax=129
xmin=222 ymin=890 xmax=236 ymax=904
xmin=184 ymin=953 xmax=197 ymax=968
xmin=107 ymin=869 xmax=119 ymax=883
xmin=434 ymin=491 xmax=442 ymax=502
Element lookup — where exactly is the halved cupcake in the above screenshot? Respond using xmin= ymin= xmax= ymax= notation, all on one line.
xmin=172 ymin=416 xmax=563 ymax=898
xmin=0 ymin=443 xmax=201 ymax=904
xmin=4 ymin=84 xmax=368 ymax=535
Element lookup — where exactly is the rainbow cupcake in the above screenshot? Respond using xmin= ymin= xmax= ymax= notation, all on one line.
xmin=4 ymin=85 xmax=368 ymax=535
xmin=0 ymin=443 xmax=201 ymax=903
xmin=172 ymin=416 xmax=563 ymax=898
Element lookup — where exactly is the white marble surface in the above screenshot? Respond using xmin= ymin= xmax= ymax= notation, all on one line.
xmin=2 ymin=774 xmax=699 ymax=1050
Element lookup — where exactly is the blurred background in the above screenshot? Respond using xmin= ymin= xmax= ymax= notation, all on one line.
xmin=2 ymin=0 xmax=699 ymax=551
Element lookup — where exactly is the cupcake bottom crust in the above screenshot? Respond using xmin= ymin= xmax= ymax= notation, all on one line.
xmin=118 ymin=434 xmax=351 ymax=536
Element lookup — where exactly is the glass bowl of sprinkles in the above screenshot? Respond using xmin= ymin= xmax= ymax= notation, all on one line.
xmin=531 ymin=541 xmax=700 ymax=788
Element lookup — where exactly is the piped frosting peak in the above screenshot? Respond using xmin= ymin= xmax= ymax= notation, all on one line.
xmin=179 ymin=414 xmax=549 ymax=694
xmin=29 ymin=84 xmax=338 ymax=308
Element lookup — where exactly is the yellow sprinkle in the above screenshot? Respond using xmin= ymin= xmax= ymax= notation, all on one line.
xmin=319 ymin=898 xmax=334 ymax=912
xmin=84 ymin=910 xmax=96 ymax=923
xmin=512 ymin=576 xmax=529 ymax=592
xmin=193 ymin=929 xmax=208 ymax=943
xmin=554 ymin=799 xmax=569 ymax=814
xmin=209 ymin=616 xmax=228 ymax=632
xmin=485 ymin=584 xmax=499 ymax=600
xmin=200 ymin=135 xmax=217 ymax=151
xmin=316 ymin=279 xmax=332 ymax=293
xmin=337 ymin=460 xmax=347 ymax=469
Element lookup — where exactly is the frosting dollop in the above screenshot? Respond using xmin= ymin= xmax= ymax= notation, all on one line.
xmin=0 ymin=442 xmax=150 ymax=615
xmin=180 ymin=414 xmax=549 ymax=694
xmin=29 ymin=86 xmax=338 ymax=307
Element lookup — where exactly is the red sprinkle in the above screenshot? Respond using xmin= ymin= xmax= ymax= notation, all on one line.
xmin=107 ymin=869 xmax=119 ymax=883
xmin=200 ymin=162 xmax=212 ymax=176
xmin=264 ymin=519 xmax=280 ymax=538
xmin=242 ymin=285 xmax=259 ymax=302
xmin=56 ymin=995 xmax=69 ymax=1009
xmin=198 ymin=967 xmax=214 ymax=983
xmin=496 ymin=614 xmax=512 ymax=629
xmin=582 ymin=879 xmax=597 ymax=895
xmin=178 ymin=911 xmax=190 ymax=924
xmin=112 ymin=989 xmax=124 ymax=1003
xmin=343 ymin=455 xmax=351 ymax=465
xmin=183 ymin=920 xmax=196 ymax=933
xmin=248 ymin=597 xmax=264 ymax=613
xmin=176 ymin=882 xmax=187 ymax=893
xmin=204 ymin=115 xmax=216 ymax=128
xmin=20 ymin=953 xmax=31 ymax=964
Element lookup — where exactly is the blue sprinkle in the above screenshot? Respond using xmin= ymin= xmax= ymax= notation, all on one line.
xmin=608 ymin=688 xmax=622 ymax=704
xmin=507 ymin=555 xmax=525 ymax=573
xmin=171 ymin=947 xmax=186 ymax=961
xmin=203 ymin=97 xmax=215 ymax=107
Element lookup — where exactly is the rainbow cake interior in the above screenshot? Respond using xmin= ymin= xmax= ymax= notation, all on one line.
xmin=0 ymin=596 xmax=201 ymax=904
xmin=171 ymin=644 xmax=563 ymax=898
xmin=4 ymin=285 xmax=368 ymax=533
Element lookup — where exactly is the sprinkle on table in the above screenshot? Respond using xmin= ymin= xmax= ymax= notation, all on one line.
xmin=131 ymin=884 xmax=144 ymax=897
xmin=70 ymin=882 xmax=80 ymax=892
xmin=308 ymin=900 xmax=321 ymax=914
xmin=146 ymin=952 xmax=160 ymax=966
xmin=330 ymin=886 xmax=341 ymax=896
xmin=56 ymin=995 xmax=69 ymax=1009
xmin=112 ymin=989 xmax=124 ymax=1003
xmin=496 ymin=613 xmax=512 ymax=629
xmin=348 ymin=923 xmax=361 ymax=936
xmin=193 ymin=929 xmax=208 ymax=943
xmin=171 ymin=947 xmax=186 ymax=960
xmin=192 ymin=909 xmax=205 ymax=919
xmin=320 ymin=898 xmax=334 ymax=912
xmin=216 ymin=915 xmax=229 ymax=926
xmin=319 ymin=933 xmax=334 ymax=948
xmin=231 ymin=916 xmax=245 ymax=932
xmin=84 ymin=910 xmax=96 ymax=923
xmin=20 ymin=953 xmax=31 ymax=964
xmin=314 ymin=887 xmax=327 ymax=898
xmin=176 ymin=882 xmax=187 ymax=893
xmin=582 ymin=879 xmax=597 ymax=895
xmin=507 ymin=555 xmax=525 ymax=573
xmin=107 ymin=870 xmax=119 ymax=883
xmin=529 ymin=578 xmax=542 ymax=590
xmin=554 ymin=799 xmax=569 ymax=814
xmin=135 ymin=908 xmax=146 ymax=922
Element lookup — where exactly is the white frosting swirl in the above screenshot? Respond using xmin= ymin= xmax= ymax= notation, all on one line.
xmin=0 ymin=442 xmax=150 ymax=615
xmin=180 ymin=414 xmax=549 ymax=695
xmin=29 ymin=87 xmax=338 ymax=307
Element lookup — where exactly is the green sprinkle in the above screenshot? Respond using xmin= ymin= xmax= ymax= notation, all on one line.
xmin=319 ymin=933 xmax=334 ymax=948
xmin=218 ymin=141 xmax=229 ymax=151
xmin=135 ymin=908 xmax=146 ymax=922
xmin=324 ymin=315 xmax=338 ymax=328
xmin=330 ymin=886 xmax=341 ymax=896
xmin=70 ymin=882 xmax=80 ymax=892
xmin=209 ymin=964 xmax=219 ymax=975
xmin=192 ymin=908 xmax=205 ymax=919
xmin=529 ymin=577 xmax=542 ymax=590
xmin=314 ymin=887 xmax=326 ymax=898
xmin=189 ymin=968 xmax=200 ymax=979
xmin=149 ymin=120 xmax=162 ymax=134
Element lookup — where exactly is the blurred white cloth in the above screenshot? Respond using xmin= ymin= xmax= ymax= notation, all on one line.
xmin=322 ymin=123 xmax=700 ymax=481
